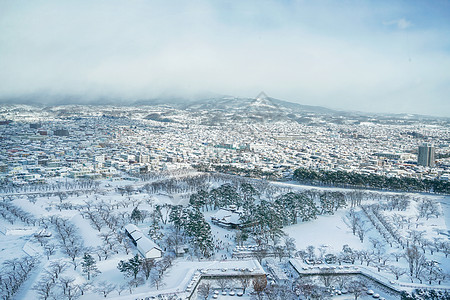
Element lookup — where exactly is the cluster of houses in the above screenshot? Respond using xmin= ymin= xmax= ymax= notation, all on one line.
xmin=1 ymin=105 xmax=450 ymax=188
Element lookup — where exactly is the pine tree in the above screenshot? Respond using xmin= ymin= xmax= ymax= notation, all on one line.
xmin=275 ymin=192 xmax=300 ymax=225
xmin=240 ymin=182 xmax=259 ymax=202
xmin=189 ymin=190 xmax=208 ymax=210
xmin=298 ymin=195 xmax=319 ymax=222
xmin=319 ymin=192 xmax=334 ymax=215
xmin=169 ymin=205 xmax=184 ymax=229
xmin=130 ymin=207 xmax=143 ymax=224
xmin=118 ymin=254 xmax=142 ymax=279
xmin=148 ymin=211 xmax=163 ymax=240
xmin=253 ymin=200 xmax=284 ymax=245
xmin=81 ymin=253 xmax=100 ymax=280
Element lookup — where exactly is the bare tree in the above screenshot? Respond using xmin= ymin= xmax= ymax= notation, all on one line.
xmin=140 ymin=258 xmax=156 ymax=280
xmin=83 ymin=210 xmax=103 ymax=231
xmin=252 ymin=276 xmax=267 ymax=300
xmin=253 ymin=248 xmax=268 ymax=264
xmin=404 ymin=245 xmax=426 ymax=278
xmin=44 ymin=243 xmax=57 ymax=260
xmin=334 ymin=275 xmax=349 ymax=290
xmin=293 ymin=277 xmax=322 ymax=300
xmin=75 ymin=282 xmax=92 ymax=296
xmin=64 ymin=239 xmax=84 ymax=270
xmin=99 ymin=231 xmax=116 ymax=250
xmin=197 ymin=282 xmax=212 ymax=299
xmin=115 ymin=284 xmax=127 ymax=296
xmin=56 ymin=192 xmax=68 ymax=203
xmin=442 ymin=241 xmax=450 ymax=258
xmin=237 ymin=275 xmax=251 ymax=293
xmin=345 ymin=209 xmax=360 ymax=235
xmin=2 ymin=256 xmax=37 ymax=299
xmin=46 ymin=261 xmax=68 ymax=280
xmin=283 ymin=236 xmax=296 ymax=258
xmin=391 ymin=251 xmax=403 ymax=262
xmin=95 ymin=281 xmax=116 ymax=298
xmin=128 ymin=277 xmax=145 ymax=290
xmin=27 ymin=194 xmax=38 ymax=204
xmin=306 ymin=245 xmax=316 ymax=261
xmin=356 ymin=221 xmax=369 ymax=243
xmin=347 ymin=280 xmax=365 ymax=300
xmin=417 ymin=199 xmax=440 ymax=220
xmin=389 ymin=266 xmax=406 ymax=280
xmin=274 ymin=245 xmax=285 ymax=262
xmin=216 ymin=277 xmax=229 ymax=291
xmin=319 ymin=269 xmax=336 ymax=288
xmin=149 ymin=270 xmax=164 ymax=290
xmin=33 ymin=275 xmax=56 ymax=300
xmin=58 ymin=276 xmax=80 ymax=299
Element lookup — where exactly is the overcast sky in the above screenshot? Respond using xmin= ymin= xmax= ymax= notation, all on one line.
xmin=1 ymin=0 xmax=449 ymax=116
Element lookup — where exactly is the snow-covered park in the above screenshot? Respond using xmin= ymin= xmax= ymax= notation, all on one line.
xmin=1 ymin=172 xmax=449 ymax=299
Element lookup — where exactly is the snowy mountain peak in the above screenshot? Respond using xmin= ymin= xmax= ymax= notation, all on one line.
xmin=252 ymin=92 xmax=276 ymax=108
xmin=256 ymin=91 xmax=269 ymax=101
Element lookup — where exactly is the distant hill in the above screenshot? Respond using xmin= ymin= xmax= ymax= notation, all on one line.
xmin=134 ymin=92 xmax=337 ymax=115
xmin=1 ymin=93 xmax=448 ymax=124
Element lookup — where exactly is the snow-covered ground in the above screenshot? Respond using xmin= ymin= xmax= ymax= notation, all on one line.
xmin=1 ymin=176 xmax=449 ymax=300
xmin=284 ymin=210 xmax=370 ymax=252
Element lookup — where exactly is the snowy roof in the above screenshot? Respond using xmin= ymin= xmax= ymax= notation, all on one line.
xmin=211 ymin=208 xmax=242 ymax=225
xmin=124 ymin=223 xmax=139 ymax=234
xmin=125 ymin=223 xmax=162 ymax=257
xmin=137 ymin=236 xmax=162 ymax=253
xmin=130 ymin=230 xmax=144 ymax=241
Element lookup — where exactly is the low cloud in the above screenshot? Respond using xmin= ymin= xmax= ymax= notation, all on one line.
xmin=0 ymin=1 xmax=449 ymax=116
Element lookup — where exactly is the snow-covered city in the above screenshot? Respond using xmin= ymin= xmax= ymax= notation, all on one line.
xmin=1 ymin=1 xmax=450 ymax=299
xmin=1 ymin=98 xmax=449 ymax=300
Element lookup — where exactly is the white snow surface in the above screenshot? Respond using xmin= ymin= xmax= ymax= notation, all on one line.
xmin=1 ymin=177 xmax=449 ymax=300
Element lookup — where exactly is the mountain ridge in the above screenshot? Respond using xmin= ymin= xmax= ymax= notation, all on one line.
xmin=0 ymin=93 xmax=447 ymax=121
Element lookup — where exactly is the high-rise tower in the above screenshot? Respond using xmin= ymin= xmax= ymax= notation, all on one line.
xmin=418 ymin=143 xmax=435 ymax=167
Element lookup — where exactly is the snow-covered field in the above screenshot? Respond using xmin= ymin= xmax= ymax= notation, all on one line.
xmin=284 ymin=210 xmax=368 ymax=252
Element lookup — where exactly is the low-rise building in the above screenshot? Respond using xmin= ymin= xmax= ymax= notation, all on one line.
xmin=124 ymin=224 xmax=162 ymax=259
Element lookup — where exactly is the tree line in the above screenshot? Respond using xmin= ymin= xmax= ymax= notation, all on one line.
xmin=188 ymin=183 xmax=354 ymax=249
xmin=294 ymin=168 xmax=450 ymax=194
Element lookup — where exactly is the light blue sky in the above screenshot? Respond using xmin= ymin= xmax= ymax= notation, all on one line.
xmin=0 ymin=0 xmax=449 ymax=116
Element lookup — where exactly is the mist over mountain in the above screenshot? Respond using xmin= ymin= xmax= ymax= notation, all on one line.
xmin=2 ymin=92 xmax=447 ymax=126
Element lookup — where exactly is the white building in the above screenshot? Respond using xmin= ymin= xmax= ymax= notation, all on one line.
xmin=124 ymin=224 xmax=162 ymax=259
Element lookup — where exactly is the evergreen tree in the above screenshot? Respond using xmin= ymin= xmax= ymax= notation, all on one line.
xmin=240 ymin=182 xmax=259 ymax=202
xmin=117 ymin=254 xmax=142 ymax=279
xmin=293 ymin=167 xmax=450 ymax=194
xmin=130 ymin=207 xmax=143 ymax=224
xmin=275 ymin=192 xmax=300 ymax=224
xmin=254 ymin=200 xmax=284 ymax=245
xmin=189 ymin=189 xmax=209 ymax=210
xmin=148 ymin=211 xmax=163 ymax=240
xmin=130 ymin=207 xmax=142 ymax=223
xmin=319 ymin=192 xmax=334 ymax=215
xmin=184 ymin=208 xmax=214 ymax=257
xmin=297 ymin=195 xmax=319 ymax=222
xmin=169 ymin=205 xmax=184 ymax=229
xmin=210 ymin=184 xmax=241 ymax=209
xmin=81 ymin=253 xmax=100 ymax=280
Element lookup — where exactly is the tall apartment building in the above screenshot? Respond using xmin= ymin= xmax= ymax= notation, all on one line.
xmin=418 ymin=143 xmax=435 ymax=167
xmin=139 ymin=154 xmax=149 ymax=164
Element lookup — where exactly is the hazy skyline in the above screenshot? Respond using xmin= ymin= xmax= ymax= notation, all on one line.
xmin=1 ymin=0 xmax=449 ymax=116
